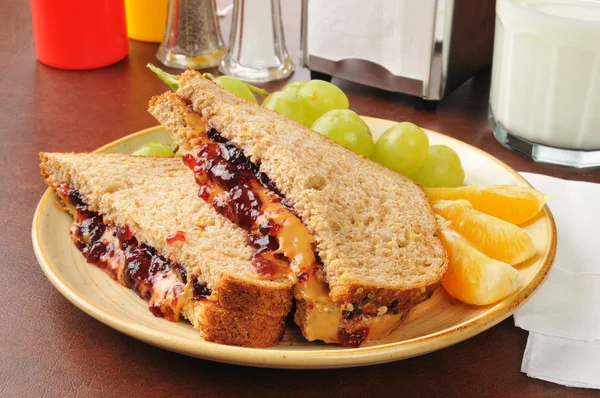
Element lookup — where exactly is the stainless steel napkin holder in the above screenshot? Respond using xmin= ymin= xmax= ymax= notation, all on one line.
xmin=300 ymin=0 xmax=496 ymax=109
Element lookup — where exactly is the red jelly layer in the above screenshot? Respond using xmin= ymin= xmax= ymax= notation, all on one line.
xmin=182 ymin=127 xmax=292 ymax=279
xmin=61 ymin=186 xmax=211 ymax=320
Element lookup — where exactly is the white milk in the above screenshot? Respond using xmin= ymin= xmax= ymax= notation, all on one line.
xmin=490 ymin=0 xmax=600 ymax=150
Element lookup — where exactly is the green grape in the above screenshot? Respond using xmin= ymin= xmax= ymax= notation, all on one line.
xmin=311 ymin=109 xmax=374 ymax=158
xmin=132 ymin=141 xmax=175 ymax=157
xmin=410 ymin=145 xmax=465 ymax=187
xmin=281 ymin=81 xmax=306 ymax=95
xmin=213 ymin=75 xmax=258 ymax=104
xmin=262 ymin=91 xmax=307 ymax=126
xmin=371 ymin=122 xmax=429 ymax=176
xmin=298 ymin=80 xmax=349 ymax=126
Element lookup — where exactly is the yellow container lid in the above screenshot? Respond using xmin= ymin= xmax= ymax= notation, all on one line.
xmin=125 ymin=0 xmax=168 ymax=43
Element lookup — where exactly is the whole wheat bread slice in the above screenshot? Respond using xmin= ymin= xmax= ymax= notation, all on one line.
xmin=149 ymin=72 xmax=448 ymax=315
xmin=40 ymin=152 xmax=292 ymax=347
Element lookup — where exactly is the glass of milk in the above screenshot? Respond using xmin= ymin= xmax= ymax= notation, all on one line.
xmin=489 ymin=0 xmax=600 ymax=168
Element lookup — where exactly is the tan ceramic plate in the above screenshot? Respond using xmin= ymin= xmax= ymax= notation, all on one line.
xmin=32 ymin=117 xmax=556 ymax=369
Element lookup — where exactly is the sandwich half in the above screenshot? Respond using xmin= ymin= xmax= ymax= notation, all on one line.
xmin=149 ymin=70 xmax=448 ymax=347
xmin=40 ymin=152 xmax=293 ymax=347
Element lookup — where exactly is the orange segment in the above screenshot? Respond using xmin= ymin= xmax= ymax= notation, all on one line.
xmin=432 ymin=200 xmax=536 ymax=266
xmin=437 ymin=216 xmax=521 ymax=306
xmin=425 ymin=185 xmax=547 ymax=225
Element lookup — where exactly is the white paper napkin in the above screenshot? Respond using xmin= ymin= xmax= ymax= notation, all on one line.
xmin=514 ymin=172 xmax=600 ymax=389
xmin=306 ymin=0 xmax=437 ymax=80
xmin=519 ymin=172 xmax=600 ymax=275
xmin=514 ymin=266 xmax=600 ymax=341
xmin=522 ymin=333 xmax=600 ymax=389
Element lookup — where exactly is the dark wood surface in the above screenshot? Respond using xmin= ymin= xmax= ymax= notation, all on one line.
xmin=2 ymin=0 xmax=598 ymax=396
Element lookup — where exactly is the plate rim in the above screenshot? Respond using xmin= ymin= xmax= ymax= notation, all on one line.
xmin=32 ymin=122 xmax=557 ymax=369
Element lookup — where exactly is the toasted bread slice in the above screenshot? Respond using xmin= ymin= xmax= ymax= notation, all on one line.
xmin=149 ymin=73 xmax=447 ymax=315
xmin=40 ymin=152 xmax=292 ymax=347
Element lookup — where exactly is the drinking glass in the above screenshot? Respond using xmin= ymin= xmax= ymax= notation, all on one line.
xmin=489 ymin=0 xmax=600 ymax=168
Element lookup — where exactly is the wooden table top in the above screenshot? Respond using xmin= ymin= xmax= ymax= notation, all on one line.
xmin=3 ymin=0 xmax=598 ymax=396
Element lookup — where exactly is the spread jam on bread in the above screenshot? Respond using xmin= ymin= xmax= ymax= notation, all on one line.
xmin=56 ymin=184 xmax=204 ymax=321
xmin=181 ymin=109 xmax=407 ymax=347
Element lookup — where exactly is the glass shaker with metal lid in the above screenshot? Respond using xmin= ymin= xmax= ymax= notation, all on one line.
xmin=156 ymin=0 xmax=226 ymax=69
xmin=220 ymin=0 xmax=294 ymax=82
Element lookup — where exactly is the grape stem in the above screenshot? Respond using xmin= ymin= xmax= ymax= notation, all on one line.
xmin=146 ymin=63 xmax=179 ymax=91
xmin=243 ymin=84 xmax=269 ymax=97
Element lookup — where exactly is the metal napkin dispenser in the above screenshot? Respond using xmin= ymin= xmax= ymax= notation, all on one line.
xmin=301 ymin=0 xmax=495 ymax=108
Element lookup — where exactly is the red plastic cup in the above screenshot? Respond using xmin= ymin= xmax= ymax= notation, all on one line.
xmin=30 ymin=0 xmax=129 ymax=70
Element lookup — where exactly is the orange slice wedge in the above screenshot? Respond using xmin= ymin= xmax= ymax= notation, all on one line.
xmin=437 ymin=216 xmax=521 ymax=306
xmin=432 ymin=200 xmax=536 ymax=266
xmin=425 ymin=185 xmax=548 ymax=225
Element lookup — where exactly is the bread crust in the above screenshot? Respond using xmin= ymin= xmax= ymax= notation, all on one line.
xmin=150 ymin=76 xmax=448 ymax=314
xmin=183 ymin=301 xmax=285 ymax=348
